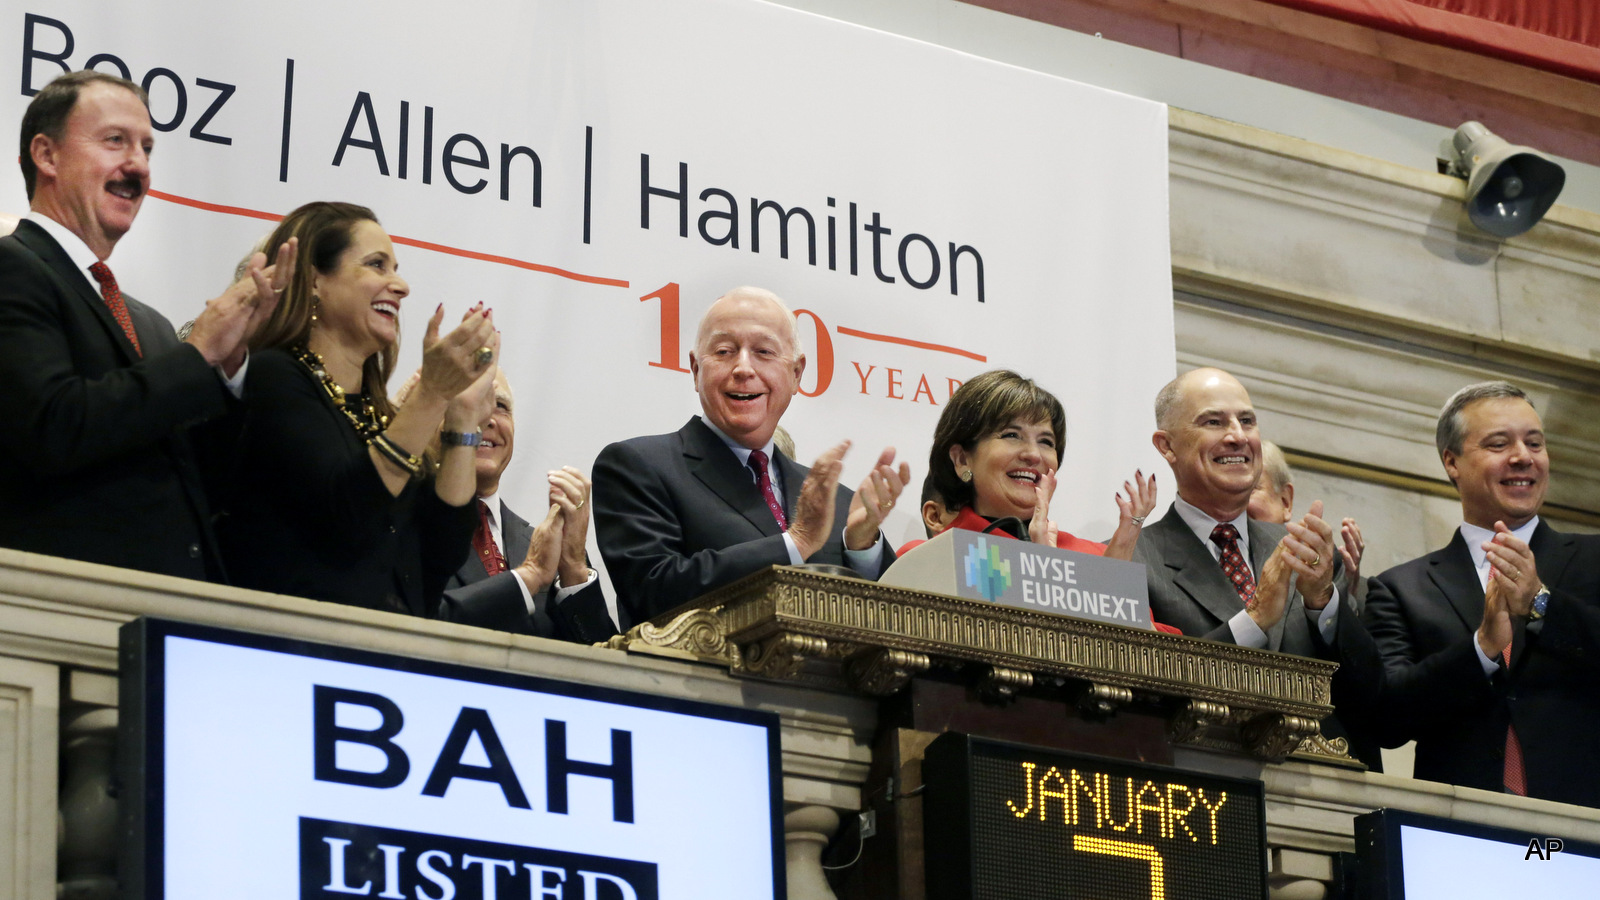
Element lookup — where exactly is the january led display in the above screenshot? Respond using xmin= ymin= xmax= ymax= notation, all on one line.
xmin=118 ymin=619 xmax=784 ymax=899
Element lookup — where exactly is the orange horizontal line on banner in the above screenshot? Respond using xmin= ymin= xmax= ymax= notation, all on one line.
xmin=146 ymin=190 xmax=630 ymax=289
xmin=148 ymin=189 xmax=281 ymax=222
xmin=387 ymin=235 xmax=629 ymax=288
xmin=834 ymin=325 xmax=987 ymax=362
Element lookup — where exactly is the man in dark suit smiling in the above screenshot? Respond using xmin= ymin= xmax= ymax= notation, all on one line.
xmin=1364 ymin=382 xmax=1600 ymax=806
xmin=593 ymin=286 xmax=910 ymax=628
xmin=0 ymin=71 xmax=287 ymax=580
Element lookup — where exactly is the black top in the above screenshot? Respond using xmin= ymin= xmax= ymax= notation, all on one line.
xmin=210 ymin=348 xmax=474 ymax=615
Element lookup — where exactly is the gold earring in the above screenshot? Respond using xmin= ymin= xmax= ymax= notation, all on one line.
xmin=960 ymin=469 xmax=973 ymax=483
xmin=311 ymin=296 xmax=320 ymax=323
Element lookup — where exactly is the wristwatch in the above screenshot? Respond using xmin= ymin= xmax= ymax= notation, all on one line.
xmin=439 ymin=430 xmax=483 ymax=448
xmin=1529 ymin=585 xmax=1551 ymax=620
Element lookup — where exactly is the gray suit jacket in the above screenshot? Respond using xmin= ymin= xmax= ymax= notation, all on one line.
xmin=1134 ymin=503 xmax=1388 ymax=768
xmin=1132 ymin=504 xmax=1317 ymax=654
xmin=437 ymin=498 xmax=618 ymax=644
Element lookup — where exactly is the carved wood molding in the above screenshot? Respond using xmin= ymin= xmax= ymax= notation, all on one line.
xmin=612 ymin=568 xmax=1348 ymax=762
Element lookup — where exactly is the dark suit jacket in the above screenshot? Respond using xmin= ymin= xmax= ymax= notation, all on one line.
xmin=0 ymin=220 xmax=228 ymax=580
xmin=438 ymin=497 xmax=618 ymax=644
xmin=1133 ymin=503 xmax=1385 ymax=768
xmin=593 ymin=417 xmax=894 ymax=628
xmin=1363 ymin=523 xmax=1600 ymax=806
xmin=212 ymin=349 xmax=475 ymax=616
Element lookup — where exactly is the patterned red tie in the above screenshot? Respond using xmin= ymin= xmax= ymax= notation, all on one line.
xmin=1210 ymin=524 xmax=1256 ymax=607
xmin=1502 ymin=641 xmax=1527 ymax=795
xmin=748 ymin=449 xmax=788 ymax=530
xmin=87 ymin=261 xmax=142 ymax=357
xmin=473 ymin=499 xmax=508 ymax=575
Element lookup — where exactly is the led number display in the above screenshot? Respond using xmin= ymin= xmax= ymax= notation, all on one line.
xmin=922 ymin=733 xmax=1267 ymax=900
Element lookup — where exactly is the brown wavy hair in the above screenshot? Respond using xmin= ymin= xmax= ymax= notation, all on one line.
xmin=250 ymin=201 xmax=399 ymax=425
xmin=927 ymin=370 xmax=1067 ymax=514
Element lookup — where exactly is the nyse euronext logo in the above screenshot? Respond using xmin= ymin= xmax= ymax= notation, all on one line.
xmin=963 ymin=537 xmax=1012 ymax=602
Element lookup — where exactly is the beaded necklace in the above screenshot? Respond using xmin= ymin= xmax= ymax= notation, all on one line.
xmin=290 ymin=345 xmax=388 ymax=439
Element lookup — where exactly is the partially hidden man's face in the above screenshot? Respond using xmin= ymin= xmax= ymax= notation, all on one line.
xmin=1442 ymin=397 xmax=1548 ymax=529
xmin=476 ymin=370 xmax=515 ymax=494
xmin=690 ymin=293 xmax=805 ymax=450
xmin=1154 ymin=370 xmax=1262 ymax=518
xmin=1247 ymin=473 xmax=1292 ymax=524
xmin=32 ymin=82 xmax=153 ymax=257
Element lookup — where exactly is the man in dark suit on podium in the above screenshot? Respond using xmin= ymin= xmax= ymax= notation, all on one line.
xmin=437 ymin=369 xmax=617 ymax=644
xmin=0 ymin=71 xmax=287 ymax=581
xmin=1363 ymin=382 xmax=1600 ymax=806
xmin=593 ymin=286 xmax=910 ymax=628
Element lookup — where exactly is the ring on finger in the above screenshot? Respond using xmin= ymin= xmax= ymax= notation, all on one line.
xmin=574 ymin=499 xmax=586 ymax=510
xmin=474 ymin=346 xmax=493 ymax=366
xmin=1309 ymin=554 xmax=1321 ymax=568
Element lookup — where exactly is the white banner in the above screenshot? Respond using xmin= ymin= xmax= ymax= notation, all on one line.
xmin=131 ymin=620 xmax=782 ymax=899
xmin=2 ymin=0 xmax=1175 ymax=609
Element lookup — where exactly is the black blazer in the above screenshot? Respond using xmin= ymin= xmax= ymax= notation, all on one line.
xmin=0 ymin=220 xmax=228 ymax=580
xmin=212 ymin=349 xmax=474 ymax=616
xmin=1363 ymin=522 xmax=1600 ymax=806
xmin=593 ymin=417 xmax=894 ymax=628
xmin=1133 ymin=503 xmax=1385 ymax=768
xmin=438 ymin=497 xmax=618 ymax=644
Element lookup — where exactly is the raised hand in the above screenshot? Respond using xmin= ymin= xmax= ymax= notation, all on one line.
xmin=186 ymin=235 xmax=297 ymax=375
xmin=416 ymin=303 xmax=495 ymax=403
xmin=844 ymin=446 xmax=912 ymax=551
xmin=1027 ymin=468 xmax=1060 ymax=547
xmin=515 ymin=504 xmax=565 ymax=592
xmin=1339 ymin=517 xmax=1365 ymax=596
xmin=1105 ymin=469 xmax=1156 ymax=561
xmin=444 ymin=329 xmax=499 ymax=433
xmin=1281 ymin=499 xmax=1338 ymax=610
xmin=1252 ymin=543 xmax=1293 ymax=632
xmin=548 ymin=465 xmax=593 ymax=586
xmin=789 ymin=440 xmax=849 ymax=560
xmin=1482 ymin=521 xmax=1541 ymax=618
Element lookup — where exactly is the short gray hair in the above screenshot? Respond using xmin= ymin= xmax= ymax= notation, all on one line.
xmin=1435 ymin=381 xmax=1528 ymax=457
xmin=1153 ymin=376 xmax=1184 ymax=432
xmin=1260 ymin=440 xmax=1292 ymax=493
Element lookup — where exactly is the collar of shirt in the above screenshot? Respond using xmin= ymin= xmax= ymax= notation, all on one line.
xmin=478 ymin=491 xmax=504 ymax=552
xmin=698 ymin=415 xmax=784 ymax=503
xmin=26 ymin=211 xmax=104 ymax=279
xmin=1173 ymin=494 xmax=1254 ymax=574
xmin=1460 ymin=516 xmax=1539 ymax=590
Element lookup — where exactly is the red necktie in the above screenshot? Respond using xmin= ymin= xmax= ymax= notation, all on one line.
xmin=1502 ymin=641 xmax=1527 ymax=795
xmin=1210 ymin=524 xmax=1256 ymax=607
xmin=473 ymin=499 xmax=508 ymax=575
xmin=749 ymin=449 xmax=788 ymax=530
xmin=1485 ymin=564 xmax=1528 ymax=796
xmin=87 ymin=261 xmax=142 ymax=357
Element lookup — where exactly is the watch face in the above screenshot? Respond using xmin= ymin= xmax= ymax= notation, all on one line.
xmin=1533 ymin=590 xmax=1550 ymax=616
